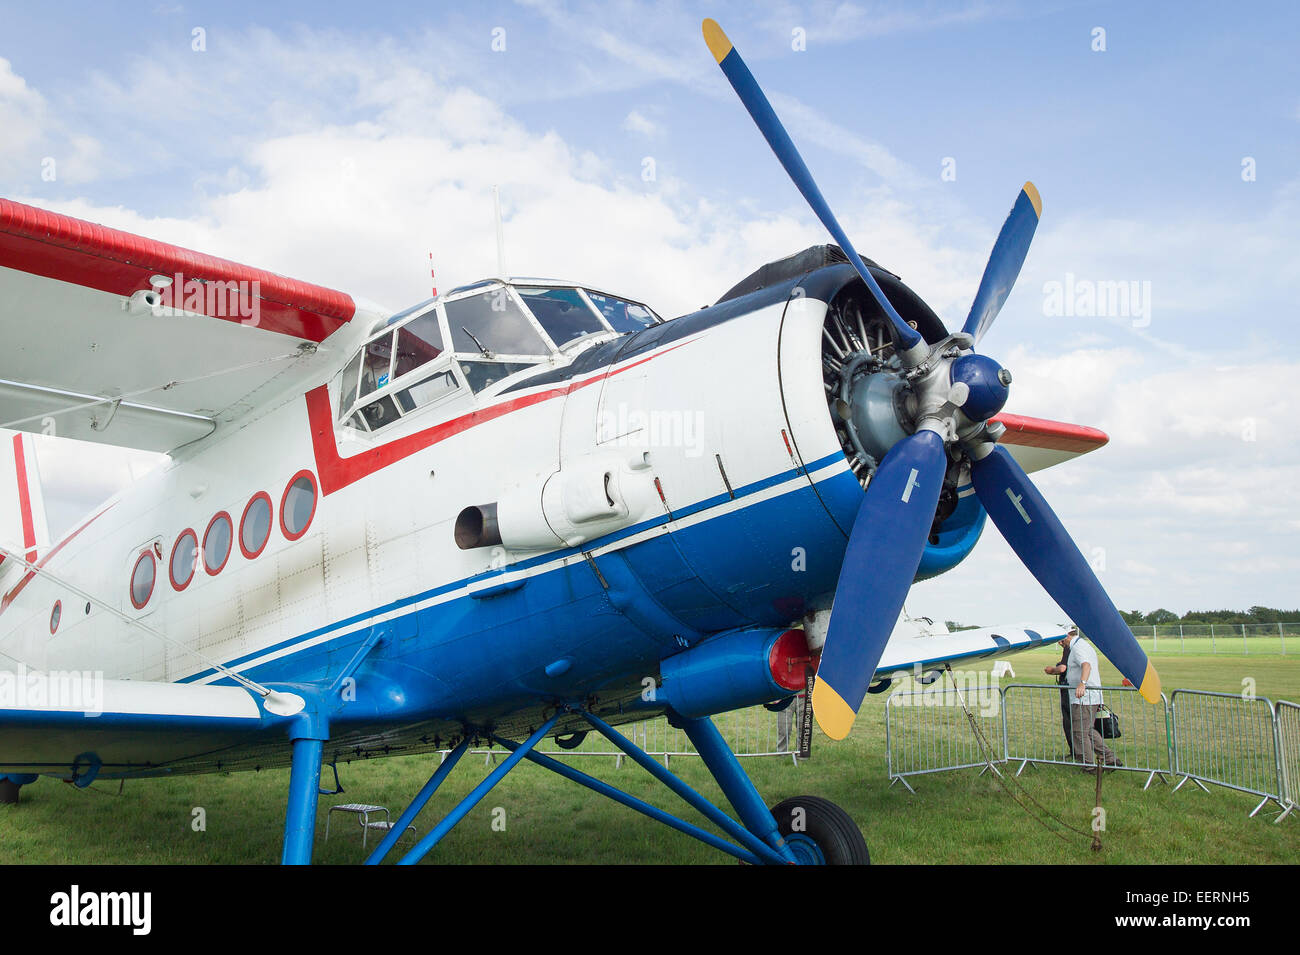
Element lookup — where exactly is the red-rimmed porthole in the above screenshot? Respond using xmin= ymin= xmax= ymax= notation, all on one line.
xmin=130 ymin=551 xmax=156 ymax=609
xmin=49 ymin=600 xmax=61 ymax=634
xmin=203 ymin=512 xmax=233 ymax=575
xmin=171 ymin=528 xmax=198 ymax=591
xmin=280 ymin=470 xmax=318 ymax=541
xmin=239 ymin=492 xmax=273 ymax=560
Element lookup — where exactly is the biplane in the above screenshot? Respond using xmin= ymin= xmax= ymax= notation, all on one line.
xmin=0 ymin=19 xmax=1157 ymax=865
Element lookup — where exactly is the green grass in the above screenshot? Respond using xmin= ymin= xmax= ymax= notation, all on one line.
xmin=1 ymin=649 xmax=1296 ymax=864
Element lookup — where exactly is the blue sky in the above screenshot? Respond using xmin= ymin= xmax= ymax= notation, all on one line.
xmin=2 ymin=0 xmax=1298 ymax=624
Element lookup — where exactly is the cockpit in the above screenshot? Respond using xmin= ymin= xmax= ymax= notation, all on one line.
xmin=335 ymin=280 xmax=661 ymax=433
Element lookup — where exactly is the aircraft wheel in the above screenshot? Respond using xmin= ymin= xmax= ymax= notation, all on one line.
xmin=0 ymin=779 xmax=21 ymax=804
xmin=769 ymin=795 xmax=870 ymax=865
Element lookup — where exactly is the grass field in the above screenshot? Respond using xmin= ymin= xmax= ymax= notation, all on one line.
xmin=1 ymin=649 xmax=1297 ymax=864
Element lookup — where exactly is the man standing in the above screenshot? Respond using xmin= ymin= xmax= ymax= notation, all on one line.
xmin=1043 ymin=629 xmax=1076 ymax=759
xmin=1062 ymin=628 xmax=1121 ymax=769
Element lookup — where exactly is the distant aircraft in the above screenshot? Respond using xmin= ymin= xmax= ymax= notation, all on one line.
xmin=0 ymin=19 xmax=1157 ymax=865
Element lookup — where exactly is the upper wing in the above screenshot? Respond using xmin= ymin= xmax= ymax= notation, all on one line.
xmin=0 ymin=198 xmax=376 ymax=453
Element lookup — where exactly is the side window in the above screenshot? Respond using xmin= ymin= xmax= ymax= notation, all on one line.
xmin=337 ymin=350 xmax=362 ymax=419
xmin=393 ymin=310 xmax=444 ymax=379
xmin=446 ymin=289 xmax=547 ymax=356
xmin=516 ymin=287 xmax=605 ymax=348
xmin=395 ymin=369 xmax=459 ymax=412
xmin=459 ymin=361 xmax=532 ymax=394
xmin=358 ymin=332 xmax=394 ymax=400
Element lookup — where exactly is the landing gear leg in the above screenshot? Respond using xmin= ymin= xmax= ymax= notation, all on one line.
xmin=677 ymin=714 xmax=798 ymax=864
xmin=282 ymin=737 xmax=325 ymax=865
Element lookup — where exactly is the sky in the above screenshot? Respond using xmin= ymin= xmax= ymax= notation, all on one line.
xmin=1 ymin=0 xmax=1297 ymax=626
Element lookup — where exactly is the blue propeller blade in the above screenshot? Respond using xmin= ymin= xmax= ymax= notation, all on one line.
xmin=961 ymin=183 xmax=1042 ymax=345
xmin=702 ymin=18 xmax=923 ymax=355
xmin=971 ymin=444 xmax=1161 ymax=702
xmin=813 ymin=429 xmax=948 ymax=739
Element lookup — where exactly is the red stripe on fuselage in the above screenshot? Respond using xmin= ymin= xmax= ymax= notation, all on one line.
xmin=12 ymin=434 xmax=37 ymax=564
xmin=0 ymin=503 xmax=115 ymax=615
xmin=309 ymin=343 xmax=689 ymax=495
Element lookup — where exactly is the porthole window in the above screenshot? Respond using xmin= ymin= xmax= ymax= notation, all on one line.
xmin=240 ymin=492 xmax=273 ymax=559
xmin=281 ymin=471 xmax=318 ymax=541
xmin=171 ymin=529 xmax=198 ymax=591
xmin=130 ymin=551 xmax=156 ymax=609
xmin=49 ymin=600 xmax=61 ymax=634
xmin=203 ymin=512 xmax=233 ymax=575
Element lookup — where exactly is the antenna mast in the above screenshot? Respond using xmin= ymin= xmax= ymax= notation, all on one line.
xmin=493 ymin=185 xmax=506 ymax=279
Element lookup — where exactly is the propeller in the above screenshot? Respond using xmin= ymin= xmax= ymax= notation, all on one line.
xmin=962 ymin=182 xmax=1042 ymax=345
xmin=701 ymin=18 xmax=1160 ymax=739
xmin=701 ymin=18 xmax=924 ymax=363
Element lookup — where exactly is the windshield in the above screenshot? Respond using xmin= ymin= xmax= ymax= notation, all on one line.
xmin=516 ymin=287 xmax=605 ymax=348
xmin=446 ymin=287 xmax=547 ymax=357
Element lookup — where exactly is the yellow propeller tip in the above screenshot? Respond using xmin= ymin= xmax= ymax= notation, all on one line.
xmin=702 ymin=18 xmax=733 ymax=63
xmin=812 ymin=677 xmax=856 ymax=741
xmin=1022 ymin=181 xmax=1042 ymax=218
xmin=1138 ymin=660 xmax=1161 ymax=704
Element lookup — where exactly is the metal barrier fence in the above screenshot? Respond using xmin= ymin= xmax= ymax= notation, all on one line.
xmin=1002 ymin=683 xmax=1171 ymax=789
xmin=885 ymin=686 xmax=1004 ymax=793
xmin=1170 ymin=689 xmax=1286 ymax=817
xmin=1128 ymin=622 xmax=1296 ymax=655
xmin=1276 ymin=702 xmax=1299 ymax=822
xmin=886 ymin=682 xmax=1296 ymax=821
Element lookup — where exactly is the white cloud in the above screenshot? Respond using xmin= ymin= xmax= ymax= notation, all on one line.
xmin=621 ymin=110 xmax=658 ymax=137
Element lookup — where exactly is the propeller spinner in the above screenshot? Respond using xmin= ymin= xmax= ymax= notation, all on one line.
xmin=701 ymin=19 xmax=1160 ymax=740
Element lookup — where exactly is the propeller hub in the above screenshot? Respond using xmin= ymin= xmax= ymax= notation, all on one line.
xmin=949 ymin=352 xmax=1011 ymax=423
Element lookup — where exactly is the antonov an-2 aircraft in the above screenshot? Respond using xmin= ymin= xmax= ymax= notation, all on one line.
xmin=0 ymin=20 xmax=1159 ymax=865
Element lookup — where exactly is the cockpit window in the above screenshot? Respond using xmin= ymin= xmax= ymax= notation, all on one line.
xmin=338 ymin=306 xmax=461 ymax=432
xmin=446 ymin=287 xmax=547 ymax=357
xmin=358 ymin=332 xmax=394 ymax=400
xmin=586 ymin=291 xmax=659 ymax=333
xmin=393 ymin=310 xmax=444 ymax=379
xmin=516 ymin=287 xmax=605 ymax=348
xmin=459 ymin=361 xmax=533 ymax=393
xmin=338 ymin=350 xmax=363 ymax=419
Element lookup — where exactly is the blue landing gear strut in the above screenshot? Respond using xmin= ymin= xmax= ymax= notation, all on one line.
xmin=282 ymin=737 xmax=325 ymax=865
xmin=367 ymin=707 xmax=816 ymax=866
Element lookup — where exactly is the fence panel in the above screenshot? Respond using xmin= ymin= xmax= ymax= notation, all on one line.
xmin=885 ymin=687 xmax=1004 ymax=791
xmin=1275 ymin=701 xmax=1299 ymax=822
xmin=1130 ymin=622 xmax=1295 ymax=655
xmin=1170 ymin=689 xmax=1285 ymax=816
xmin=1001 ymin=683 xmax=1171 ymax=787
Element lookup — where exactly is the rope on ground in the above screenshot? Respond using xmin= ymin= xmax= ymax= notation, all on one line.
xmin=942 ymin=665 xmax=1099 ymax=849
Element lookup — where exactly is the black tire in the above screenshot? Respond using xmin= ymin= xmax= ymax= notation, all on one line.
xmin=770 ymin=795 xmax=870 ymax=865
xmin=0 ymin=779 xmax=20 ymax=805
